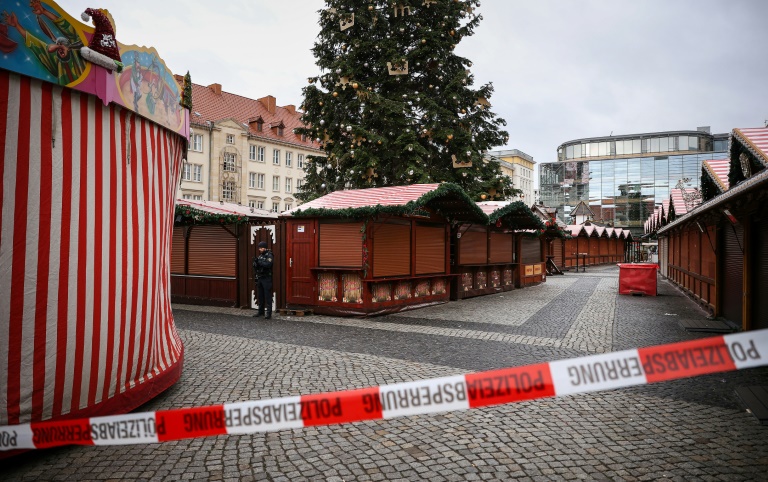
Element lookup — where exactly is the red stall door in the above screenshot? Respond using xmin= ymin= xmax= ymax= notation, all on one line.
xmin=286 ymin=219 xmax=316 ymax=306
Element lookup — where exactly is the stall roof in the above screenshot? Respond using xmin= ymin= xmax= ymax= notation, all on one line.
xmin=285 ymin=183 xmax=488 ymax=223
xmin=480 ymin=201 xmax=545 ymax=230
xmin=734 ymin=127 xmax=768 ymax=167
xmin=176 ymin=198 xmax=277 ymax=219
xmin=702 ymin=159 xmax=730 ymax=192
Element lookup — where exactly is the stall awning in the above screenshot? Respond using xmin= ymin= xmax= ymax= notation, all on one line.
xmin=175 ymin=198 xmax=277 ymax=224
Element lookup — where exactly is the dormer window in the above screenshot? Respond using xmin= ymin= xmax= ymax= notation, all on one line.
xmin=249 ymin=116 xmax=265 ymax=132
xmin=270 ymin=121 xmax=286 ymax=137
xmin=226 ymin=134 xmax=235 ymax=144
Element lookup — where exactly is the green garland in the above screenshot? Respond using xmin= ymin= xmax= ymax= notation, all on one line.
xmin=488 ymin=201 xmax=545 ymax=230
xmin=175 ymin=204 xmax=250 ymax=225
xmin=180 ymin=71 xmax=193 ymax=110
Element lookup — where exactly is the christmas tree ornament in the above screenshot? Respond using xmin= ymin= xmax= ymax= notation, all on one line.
xmin=393 ymin=4 xmax=412 ymax=17
xmin=340 ymin=13 xmax=355 ymax=31
xmin=332 ymin=91 xmax=339 ymax=97
xmin=387 ymin=61 xmax=409 ymax=75
xmin=336 ymin=76 xmax=351 ymax=90
xmin=80 ymin=8 xmax=123 ymax=72
xmin=474 ymin=97 xmax=491 ymax=109
xmin=352 ymin=82 xmax=359 ymax=89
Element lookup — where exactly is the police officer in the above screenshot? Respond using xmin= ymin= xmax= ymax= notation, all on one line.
xmin=253 ymin=241 xmax=274 ymax=319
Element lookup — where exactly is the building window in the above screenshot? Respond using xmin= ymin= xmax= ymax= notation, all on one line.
xmin=249 ymin=172 xmax=257 ymax=188
xmin=286 ymin=152 xmax=292 ymax=167
xmin=278 ymin=126 xmax=284 ymax=136
xmin=256 ymin=121 xmax=263 ymax=132
xmin=257 ymin=146 xmax=265 ymax=162
xmin=257 ymin=173 xmax=265 ymax=190
xmin=285 ymin=203 xmax=292 ymax=211
xmin=285 ymin=177 xmax=292 ymax=193
xmin=273 ymin=175 xmax=280 ymax=192
xmin=192 ymin=134 xmax=203 ymax=152
xmin=249 ymin=145 xmax=256 ymax=161
xmin=222 ymin=181 xmax=235 ymax=201
xmin=183 ymin=164 xmax=203 ymax=182
xmin=223 ymin=152 xmax=236 ymax=171
xmin=297 ymin=154 xmax=304 ymax=169
xmin=271 ymin=202 xmax=279 ymax=213
xmin=257 ymin=201 xmax=264 ymax=209
xmin=193 ymin=194 xmax=202 ymax=200
xmin=193 ymin=164 xmax=202 ymax=182
xmin=182 ymin=163 xmax=191 ymax=181
xmin=296 ymin=179 xmax=303 ymax=190
xmin=226 ymin=134 xmax=235 ymax=144
xmin=273 ymin=149 xmax=280 ymax=165
xmin=182 ymin=193 xmax=192 ymax=199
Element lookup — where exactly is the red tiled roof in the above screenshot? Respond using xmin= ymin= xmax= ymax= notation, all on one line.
xmin=189 ymin=83 xmax=318 ymax=150
xmin=285 ymin=184 xmax=442 ymax=212
xmin=734 ymin=127 xmax=768 ymax=165
xmin=176 ymin=198 xmax=277 ymax=219
xmin=476 ymin=201 xmax=511 ymax=215
xmin=702 ymin=159 xmax=730 ymax=192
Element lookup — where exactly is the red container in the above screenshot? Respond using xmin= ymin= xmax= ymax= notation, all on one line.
xmin=617 ymin=263 xmax=659 ymax=296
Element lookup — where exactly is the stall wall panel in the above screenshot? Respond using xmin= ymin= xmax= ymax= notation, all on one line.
xmin=489 ymin=233 xmax=513 ymax=264
xmin=521 ymin=237 xmax=542 ymax=263
xmin=752 ymin=221 xmax=768 ymax=330
xmin=721 ymin=225 xmax=744 ymax=325
xmin=415 ymin=225 xmax=445 ymax=274
xmin=188 ymin=225 xmax=237 ymax=277
xmin=659 ymin=237 xmax=668 ymax=277
xmin=459 ymin=230 xmax=487 ymax=265
xmin=373 ymin=223 xmax=411 ymax=277
xmin=319 ymin=222 xmax=363 ymax=267
xmin=0 ymin=71 xmax=184 ymax=425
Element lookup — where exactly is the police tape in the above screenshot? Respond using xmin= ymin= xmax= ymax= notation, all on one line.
xmin=1 ymin=329 xmax=767 ymax=451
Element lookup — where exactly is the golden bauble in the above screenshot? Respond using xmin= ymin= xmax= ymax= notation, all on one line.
xmin=480 ymin=194 xmax=487 ymax=200
xmin=332 ymin=91 xmax=339 ymax=97
xmin=447 ymin=134 xmax=454 ymax=140
xmin=352 ymin=82 xmax=359 ymax=89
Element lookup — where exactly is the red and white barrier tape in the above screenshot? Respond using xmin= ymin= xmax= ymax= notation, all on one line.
xmin=2 ymin=329 xmax=766 ymax=451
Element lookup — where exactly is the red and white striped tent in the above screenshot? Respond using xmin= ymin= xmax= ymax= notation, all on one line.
xmin=1 ymin=2 xmax=188 ymax=428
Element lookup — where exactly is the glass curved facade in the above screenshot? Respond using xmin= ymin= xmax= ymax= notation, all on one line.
xmin=540 ymin=152 xmax=728 ymax=236
xmin=557 ymin=132 xmax=716 ymax=161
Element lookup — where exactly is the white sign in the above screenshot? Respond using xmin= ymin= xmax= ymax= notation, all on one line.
xmin=298 ymin=226 xmax=305 ymax=233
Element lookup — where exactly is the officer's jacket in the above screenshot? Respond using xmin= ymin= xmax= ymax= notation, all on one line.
xmin=253 ymin=250 xmax=274 ymax=279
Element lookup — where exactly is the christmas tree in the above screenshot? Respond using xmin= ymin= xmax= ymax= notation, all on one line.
xmin=296 ymin=0 xmax=520 ymax=202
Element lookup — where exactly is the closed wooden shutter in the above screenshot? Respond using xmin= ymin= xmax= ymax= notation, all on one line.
xmin=689 ymin=229 xmax=700 ymax=274
xmin=751 ymin=220 xmax=768 ymax=330
xmin=373 ymin=222 xmax=411 ymax=277
xmin=659 ymin=237 xmax=668 ymax=277
xmin=171 ymin=228 xmax=185 ymax=274
xmin=589 ymin=238 xmax=599 ymax=260
xmin=415 ymin=225 xmax=445 ymax=274
xmin=681 ymin=231 xmax=689 ymax=270
xmin=319 ymin=222 xmax=363 ymax=267
xmin=552 ymin=238 xmax=564 ymax=267
xmin=721 ymin=224 xmax=744 ymax=325
xmin=188 ymin=225 xmax=236 ymax=277
xmin=459 ymin=230 xmax=487 ymax=265
xmin=489 ymin=233 xmax=513 ymax=264
xmin=701 ymin=226 xmax=716 ymax=279
xmin=521 ymin=237 xmax=541 ymax=263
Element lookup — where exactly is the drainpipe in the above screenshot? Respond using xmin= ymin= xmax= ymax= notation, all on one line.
xmin=207 ymin=121 xmax=213 ymax=200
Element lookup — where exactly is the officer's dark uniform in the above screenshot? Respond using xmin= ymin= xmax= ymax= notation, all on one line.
xmin=253 ymin=242 xmax=274 ymax=319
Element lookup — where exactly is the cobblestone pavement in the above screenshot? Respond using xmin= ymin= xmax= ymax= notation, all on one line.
xmin=3 ymin=266 xmax=768 ymax=481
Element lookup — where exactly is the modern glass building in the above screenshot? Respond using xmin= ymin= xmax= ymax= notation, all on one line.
xmin=540 ymin=129 xmax=729 ymax=236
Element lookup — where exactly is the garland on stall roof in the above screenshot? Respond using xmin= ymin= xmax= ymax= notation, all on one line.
xmin=174 ymin=204 xmax=250 ymax=225
xmin=543 ymin=221 xmax=572 ymax=239
xmin=292 ymin=183 xmax=488 ymax=223
xmin=488 ymin=201 xmax=545 ymax=230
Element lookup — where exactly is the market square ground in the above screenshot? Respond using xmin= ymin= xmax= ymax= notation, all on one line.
xmin=3 ymin=265 xmax=767 ymax=481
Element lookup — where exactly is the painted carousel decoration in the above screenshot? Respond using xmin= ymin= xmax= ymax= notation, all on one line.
xmin=0 ymin=0 xmax=188 ymax=430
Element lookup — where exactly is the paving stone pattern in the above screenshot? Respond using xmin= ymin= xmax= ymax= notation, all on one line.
xmin=3 ymin=266 xmax=768 ymax=481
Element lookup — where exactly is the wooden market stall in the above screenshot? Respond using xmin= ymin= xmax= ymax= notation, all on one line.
xmin=279 ymin=183 xmax=487 ymax=316
xmin=172 ymin=200 xmax=278 ymax=308
xmin=0 ymin=0 xmax=187 ymax=429
xmin=658 ymin=127 xmax=768 ymax=330
xmin=450 ymin=202 xmax=545 ymax=299
xmin=562 ymin=223 xmax=632 ymax=269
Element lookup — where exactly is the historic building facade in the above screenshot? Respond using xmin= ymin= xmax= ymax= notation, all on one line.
xmin=486 ymin=149 xmax=536 ymax=202
xmin=178 ymin=82 xmax=323 ymax=212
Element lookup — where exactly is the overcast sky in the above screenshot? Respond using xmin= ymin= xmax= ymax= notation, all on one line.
xmin=61 ymin=0 xmax=768 ymax=184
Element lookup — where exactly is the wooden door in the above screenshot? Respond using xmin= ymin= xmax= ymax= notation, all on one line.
xmin=286 ymin=219 xmax=316 ymax=306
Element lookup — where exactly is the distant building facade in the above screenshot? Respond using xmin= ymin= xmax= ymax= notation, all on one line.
xmin=486 ymin=149 xmax=536 ymax=202
xmin=178 ymin=82 xmax=323 ymax=213
xmin=539 ymin=127 xmax=729 ymax=236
